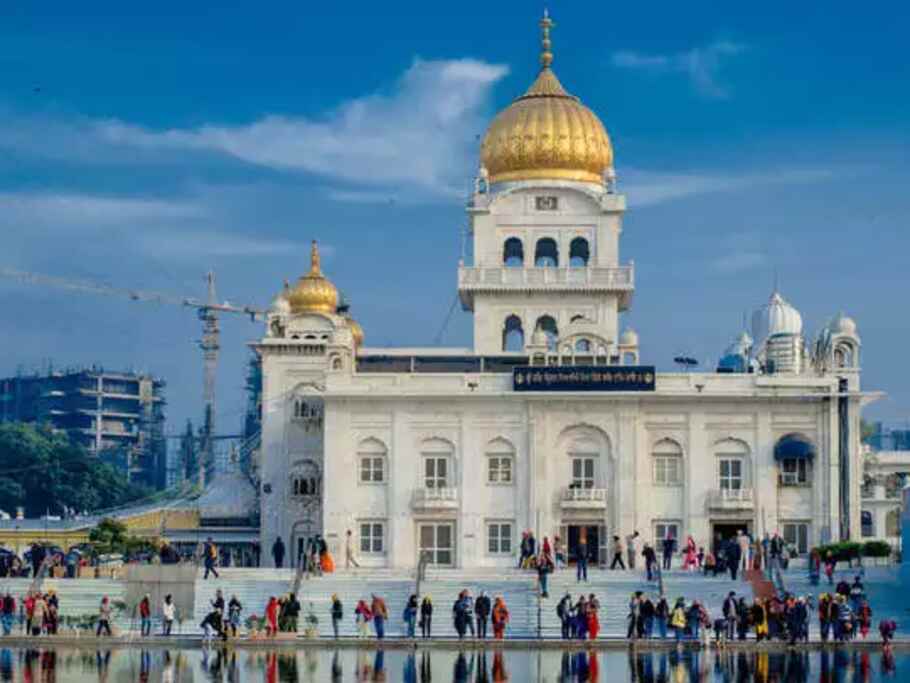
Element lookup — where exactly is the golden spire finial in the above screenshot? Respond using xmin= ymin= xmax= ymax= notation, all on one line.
xmin=309 ymin=240 xmax=322 ymax=275
xmin=539 ymin=8 xmax=555 ymax=70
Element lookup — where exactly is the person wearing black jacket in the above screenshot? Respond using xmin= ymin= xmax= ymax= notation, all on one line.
xmin=642 ymin=543 xmax=657 ymax=581
xmin=726 ymin=539 xmax=741 ymax=581
xmin=285 ymin=593 xmax=301 ymax=633
xmin=722 ymin=591 xmax=737 ymax=640
xmin=661 ymin=535 xmax=675 ymax=571
xmin=475 ymin=591 xmax=491 ymax=638
xmin=271 ymin=536 xmax=285 ymax=569
xmin=556 ymin=594 xmax=572 ymax=639
xmin=331 ymin=594 xmax=343 ymax=638
xmin=420 ymin=596 xmax=433 ymax=638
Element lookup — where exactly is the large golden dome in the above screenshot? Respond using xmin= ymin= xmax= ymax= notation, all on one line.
xmin=480 ymin=11 xmax=613 ymax=185
xmin=288 ymin=241 xmax=339 ymax=314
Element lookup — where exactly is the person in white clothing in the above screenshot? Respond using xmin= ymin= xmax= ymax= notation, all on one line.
xmin=736 ymin=530 xmax=750 ymax=572
xmin=162 ymin=594 xmax=176 ymax=636
xmin=625 ymin=531 xmax=640 ymax=570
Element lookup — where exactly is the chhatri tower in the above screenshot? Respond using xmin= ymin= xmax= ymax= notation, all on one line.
xmin=254 ymin=12 xmax=868 ymax=569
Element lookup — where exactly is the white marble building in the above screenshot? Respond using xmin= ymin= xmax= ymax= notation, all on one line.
xmin=254 ymin=13 xmax=877 ymax=569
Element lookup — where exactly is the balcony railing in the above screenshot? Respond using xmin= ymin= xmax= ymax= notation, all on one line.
xmin=707 ymin=487 xmax=755 ymax=510
xmin=561 ymin=487 xmax=608 ymax=509
xmin=458 ymin=265 xmax=634 ymax=309
xmin=412 ymin=487 xmax=459 ymax=511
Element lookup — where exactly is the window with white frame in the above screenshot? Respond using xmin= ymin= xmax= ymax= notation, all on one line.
xmin=571 ymin=457 xmax=595 ymax=489
xmin=487 ymin=522 xmax=513 ymax=554
xmin=780 ymin=458 xmax=810 ymax=486
xmin=357 ymin=439 xmax=387 ymax=485
xmin=485 ymin=438 xmax=515 ymax=485
xmin=718 ymin=458 xmax=743 ymax=490
xmin=359 ymin=521 xmax=385 ymax=554
xmin=424 ymin=456 xmax=449 ymax=489
xmin=654 ymin=521 xmax=681 ymax=545
xmin=652 ymin=439 xmax=683 ymax=486
xmin=488 ymin=456 xmax=513 ymax=484
xmin=782 ymin=522 xmax=809 ymax=555
xmin=359 ymin=456 xmax=384 ymax=483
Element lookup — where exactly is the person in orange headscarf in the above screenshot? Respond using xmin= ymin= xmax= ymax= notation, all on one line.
xmin=492 ymin=597 xmax=510 ymax=639
xmin=265 ymin=596 xmax=279 ymax=636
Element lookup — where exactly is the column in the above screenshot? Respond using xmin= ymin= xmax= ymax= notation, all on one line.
xmin=617 ymin=409 xmax=638 ymax=537
xmin=686 ymin=410 xmax=710 ymax=543
xmin=755 ymin=409 xmax=775 ymax=537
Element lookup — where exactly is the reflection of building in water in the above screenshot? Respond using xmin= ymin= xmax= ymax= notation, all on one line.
xmin=256 ymin=11 xmax=877 ymax=570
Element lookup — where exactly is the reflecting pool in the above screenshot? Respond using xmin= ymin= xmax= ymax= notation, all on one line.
xmin=0 ymin=645 xmax=902 ymax=682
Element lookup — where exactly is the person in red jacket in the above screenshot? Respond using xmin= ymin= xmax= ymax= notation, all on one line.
xmin=265 ymin=596 xmax=279 ymax=636
xmin=139 ymin=594 xmax=152 ymax=636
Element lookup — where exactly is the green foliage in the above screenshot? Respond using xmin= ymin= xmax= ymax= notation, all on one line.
xmin=0 ymin=422 xmax=150 ymax=517
xmin=813 ymin=540 xmax=893 ymax=561
xmin=861 ymin=540 xmax=892 ymax=558
xmin=87 ymin=517 xmax=156 ymax=556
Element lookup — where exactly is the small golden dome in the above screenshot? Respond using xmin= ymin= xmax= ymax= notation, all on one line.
xmin=349 ymin=318 xmax=364 ymax=347
xmin=288 ymin=241 xmax=339 ymax=315
xmin=480 ymin=11 xmax=613 ymax=185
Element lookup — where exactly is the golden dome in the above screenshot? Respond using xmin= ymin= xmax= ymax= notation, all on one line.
xmin=288 ymin=241 xmax=339 ymax=315
xmin=349 ymin=318 xmax=364 ymax=347
xmin=480 ymin=11 xmax=613 ymax=185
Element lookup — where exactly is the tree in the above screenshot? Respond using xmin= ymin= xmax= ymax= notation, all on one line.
xmin=87 ymin=517 xmax=156 ymax=556
xmin=0 ymin=422 xmax=150 ymax=517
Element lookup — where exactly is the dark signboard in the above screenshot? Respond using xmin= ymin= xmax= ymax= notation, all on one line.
xmin=513 ymin=365 xmax=656 ymax=392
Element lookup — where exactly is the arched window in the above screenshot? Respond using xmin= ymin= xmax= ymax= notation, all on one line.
xmin=485 ymin=438 xmax=515 ymax=485
xmin=535 ymin=315 xmax=558 ymax=351
xmin=569 ymin=237 xmax=590 ymax=266
xmin=652 ymin=439 xmax=683 ymax=486
xmin=835 ymin=343 xmax=855 ymax=368
xmin=502 ymin=315 xmax=524 ymax=352
xmin=534 ymin=238 xmax=559 ymax=267
xmin=575 ymin=338 xmax=592 ymax=353
xmin=560 ymin=426 xmax=610 ymax=491
xmin=358 ymin=438 xmax=388 ymax=484
xmin=861 ymin=510 xmax=875 ymax=538
xmin=290 ymin=459 xmax=321 ymax=498
xmin=420 ymin=438 xmax=455 ymax=489
xmin=503 ymin=237 xmax=524 ymax=267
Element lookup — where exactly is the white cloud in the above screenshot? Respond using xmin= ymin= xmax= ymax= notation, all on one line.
xmin=621 ymin=167 xmax=833 ymax=207
xmin=91 ymin=58 xmax=508 ymax=199
xmin=612 ymin=41 xmax=747 ymax=98
xmin=0 ymin=192 xmax=205 ymax=226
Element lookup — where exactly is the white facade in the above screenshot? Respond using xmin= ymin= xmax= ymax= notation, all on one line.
xmin=254 ymin=20 xmax=877 ymax=570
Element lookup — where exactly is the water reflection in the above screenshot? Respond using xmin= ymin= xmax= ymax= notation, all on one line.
xmin=0 ymin=646 xmax=901 ymax=682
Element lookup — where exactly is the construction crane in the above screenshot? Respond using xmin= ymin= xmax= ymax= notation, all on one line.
xmin=0 ymin=266 xmax=265 ymax=487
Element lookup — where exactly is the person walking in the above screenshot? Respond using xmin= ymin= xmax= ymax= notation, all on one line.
xmin=627 ymin=592 xmax=643 ymax=640
xmin=625 ymin=531 xmax=640 ymax=570
xmin=537 ymin=553 xmax=553 ymax=598
xmin=661 ymin=532 xmax=675 ymax=571
xmin=139 ymin=594 xmax=152 ymax=636
xmin=726 ymin=538 xmax=741 ymax=581
xmin=475 ymin=591 xmax=491 ymax=638
xmin=203 ymin=537 xmax=219 ymax=580
xmin=227 ymin=595 xmax=242 ymax=638
xmin=371 ymin=594 xmax=388 ymax=639
xmin=96 ymin=596 xmax=113 ymax=637
xmin=162 ymin=594 xmax=176 ymax=636
xmin=344 ymin=529 xmax=360 ymax=569
xmin=722 ymin=591 xmax=737 ymax=641
xmin=610 ymin=536 xmax=626 ymax=570
xmin=419 ymin=596 xmax=433 ymax=639
xmin=331 ymin=594 xmax=343 ymax=639
xmin=642 ymin=543 xmax=657 ymax=581
xmin=554 ymin=536 xmax=566 ymax=569
xmin=271 ymin=536 xmax=285 ymax=569
xmin=491 ymin=597 xmax=509 ymax=639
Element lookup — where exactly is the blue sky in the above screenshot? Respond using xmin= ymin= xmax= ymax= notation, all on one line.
xmin=1 ymin=1 xmax=908 ymax=435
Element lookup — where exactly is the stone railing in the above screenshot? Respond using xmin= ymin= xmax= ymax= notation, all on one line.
xmin=707 ymin=487 xmax=755 ymax=510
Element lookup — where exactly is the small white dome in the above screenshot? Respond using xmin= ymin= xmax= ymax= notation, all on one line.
xmin=829 ymin=312 xmax=857 ymax=336
xmin=620 ymin=328 xmax=639 ymax=346
xmin=723 ymin=330 xmax=753 ymax=357
xmin=752 ymin=291 xmax=802 ymax=342
xmin=270 ymin=292 xmax=291 ymax=315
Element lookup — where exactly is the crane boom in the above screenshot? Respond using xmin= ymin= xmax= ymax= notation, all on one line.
xmin=0 ymin=265 xmax=265 ymax=488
